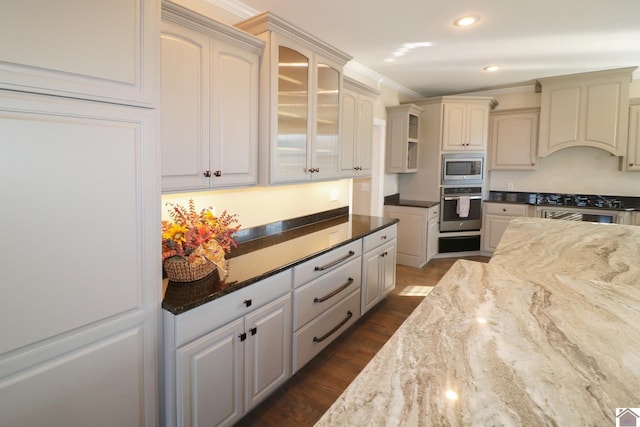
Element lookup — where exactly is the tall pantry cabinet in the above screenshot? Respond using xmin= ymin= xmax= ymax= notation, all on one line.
xmin=0 ymin=1 xmax=160 ymax=426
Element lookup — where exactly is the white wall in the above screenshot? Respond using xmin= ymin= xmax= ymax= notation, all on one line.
xmin=162 ymin=180 xmax=352 ymax=228
xmin=489 ymin=147 xmax=639 ymax=196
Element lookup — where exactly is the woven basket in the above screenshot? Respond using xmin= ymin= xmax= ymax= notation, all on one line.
xmin=164 ymin=257 xmax=216 ymax=282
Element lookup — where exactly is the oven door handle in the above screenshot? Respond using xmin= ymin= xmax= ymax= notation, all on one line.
xmin=443 ymin=196 xmax=482 ymax=201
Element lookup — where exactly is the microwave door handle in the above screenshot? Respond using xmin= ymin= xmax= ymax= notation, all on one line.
xmin=443 ymin=196 xmax=482 ymax=201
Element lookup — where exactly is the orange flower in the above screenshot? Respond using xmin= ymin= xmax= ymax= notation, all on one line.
xmin=162 ymin=199 xmax=240 ymax=277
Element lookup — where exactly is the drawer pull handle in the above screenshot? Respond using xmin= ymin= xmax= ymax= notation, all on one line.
xmin=313 ymin=278 xmax=354 ymax=303
xmin=314 ymin=250 xmax=355 ymax=271
xmin=313 ymin=311 xmax=353 ymax=343
xmin=244 ymin=299 xmax=252 ymax=308
xmin=443 ymin=196 xmax=482 ymax=201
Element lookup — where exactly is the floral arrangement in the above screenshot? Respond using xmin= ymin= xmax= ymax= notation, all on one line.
xmin=162 ymin=199 xmax=240 ymax=278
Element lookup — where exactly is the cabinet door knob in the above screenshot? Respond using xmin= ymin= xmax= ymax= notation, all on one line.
xmin=630 ymin=163 xmax=635 ymax=167
xmin=203 ymin=170 xmax=212 ymax=178
xmin=250 ymin=327 xmax=257 ymax=336
xmin=239 ymin=332 xmax=247 ymax=342
xmin=213 ymin=170 xmax=222 ymax=177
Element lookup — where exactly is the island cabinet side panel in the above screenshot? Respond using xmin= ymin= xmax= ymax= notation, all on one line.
xmin=0 ymin=90 xmax=159 ymax=425
xmin=0 ymin=0 xmax=159 ymax=106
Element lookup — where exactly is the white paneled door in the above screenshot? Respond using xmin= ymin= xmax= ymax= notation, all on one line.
xmin=0 ymin=91 xmax=159 ymax=426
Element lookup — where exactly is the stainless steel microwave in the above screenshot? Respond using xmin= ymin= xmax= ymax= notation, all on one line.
xmin=442 ymin=153 xmax=484 ymax=185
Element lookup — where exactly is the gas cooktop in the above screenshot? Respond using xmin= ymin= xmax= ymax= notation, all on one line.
xmin=535 ymin=193 xmax=624 ymax=209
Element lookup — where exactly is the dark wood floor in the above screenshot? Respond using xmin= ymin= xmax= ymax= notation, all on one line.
xmin=235 ymin=256 xmax=490 ymax=427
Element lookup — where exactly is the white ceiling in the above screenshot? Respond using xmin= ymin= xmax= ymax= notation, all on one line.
xmin=230 ymin=0 xmax=640 ymax=97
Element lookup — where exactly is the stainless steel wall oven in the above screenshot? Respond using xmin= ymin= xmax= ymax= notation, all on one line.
xmin=440 ymin=186 xmax=483 ymax=232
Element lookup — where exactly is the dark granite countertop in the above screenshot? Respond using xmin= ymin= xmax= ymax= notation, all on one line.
xmin=384 ymin=193 xmax=439 ymax=209
xmin=162 ymin=214 xmax=399 ymax=315
xmin=487 ymin=191 xmax=640 ymax=211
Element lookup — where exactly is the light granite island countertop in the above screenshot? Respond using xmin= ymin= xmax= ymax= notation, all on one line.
xmin=315 ymin=218 xmax=640 ymax=426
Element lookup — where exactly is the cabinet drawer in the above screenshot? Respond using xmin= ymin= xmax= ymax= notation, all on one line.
xmin=362 ymin=224 xmax=397 ymax=253
xmin=173 ymin=270 xmax=292 ymax=347
xmin=293 ymin=240 xmax=361 ymax=288
xmin=293 ymin=257 xmax=361 ymax=330
xmin=292 ymin=289 xmax=361 ymax=373
xmin=484 ymin=203 xmax=528 ymax=217
xmin=428 ymin=206 xmax=440 ymax=221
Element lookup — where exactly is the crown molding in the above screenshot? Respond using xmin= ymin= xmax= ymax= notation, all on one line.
xmin=163 ymin=1 xmax=264 ymax=53
xmin=345 ymin=61 xmax=422 ymax=99
xmin=209 ymin=0 xmax=421 ymax=97
xmin=206 ymin=0 xmax=258 ymax=19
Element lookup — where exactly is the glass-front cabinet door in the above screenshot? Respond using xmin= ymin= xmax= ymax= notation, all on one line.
xmin=274 ymin=45 xmax=310 ymax=183
xmin=313 ymin=58 xmax=341 ymax=180
xmin=235 ymin=12 xmax=351 ymax=185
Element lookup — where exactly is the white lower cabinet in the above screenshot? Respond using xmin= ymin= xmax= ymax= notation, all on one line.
xmin=385 ymin=205 xmax=439 ymax=268
xmin=482 ymin=203 xmax=529 ymax=252
xmin=166 ymin=271 xmax=292 ymax=427
xmin=293 ymin=290 xmax=361 ymax=372
xmin=165 ymin=223 xmax=400 ymax=425
xmin=177 ymin=317 xmax=244 ymax=427
xmin=427 ymin=207 xmax=440 ymax=261
xmin=292 ymin=242 xmax=363 ymax=372
xmin=361 ymin=225 xmax=398 ymax=315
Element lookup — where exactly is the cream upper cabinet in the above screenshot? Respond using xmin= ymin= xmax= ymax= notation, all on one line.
xmin=341 ymin=77 xmax=379 ymax=177
xmin=0 ymin=0 xmax=158 ymax=107
xmin=442 ymin=100 xmax=490 ymax=151
xmin=161 ymin=4 xmax=263 ymax=192
xmin=386 ymin=104 xmax=422 ymax=173
xmin=489 ymin=108 xmax=539 ymax=170
xmin=538 ymin=67 xmax=636 ymax=157
xmin=623 ymin=104 xmax=640 ymax=171
xmin=236 ymin=12 xmax=352 ymax=185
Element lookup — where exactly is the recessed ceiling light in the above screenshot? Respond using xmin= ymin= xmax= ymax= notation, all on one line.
xmin=483 ymin=65 xmax=500 ymax=72
xmin=453 ymin=15 xmax=479 ymax=27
